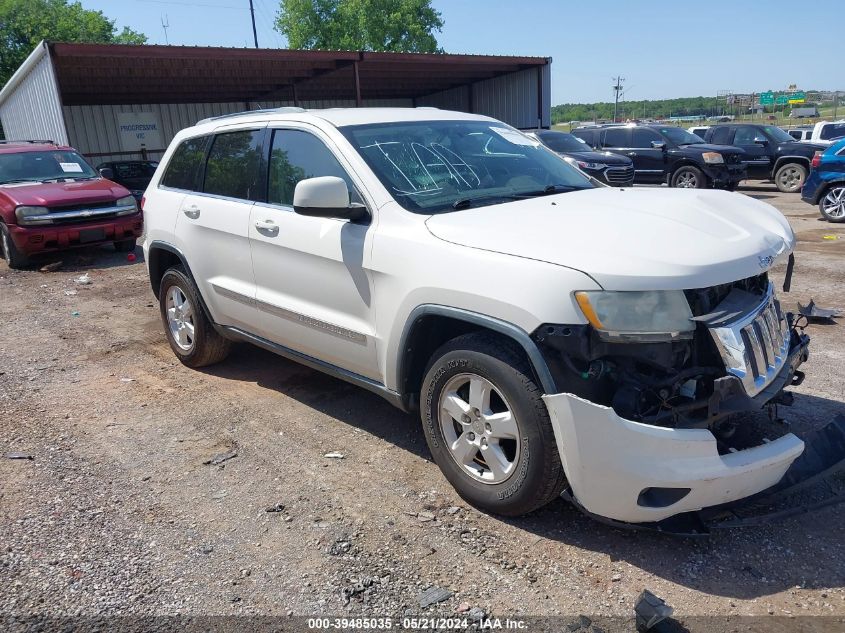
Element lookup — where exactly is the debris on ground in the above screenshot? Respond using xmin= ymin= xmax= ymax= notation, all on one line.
xmin=323 ymin=451 xmax=344 ymax=459
xmin=39 ymin=261 xmax=63 ymax=272
xmin=265 ymin=503 xmax=286 ymax=513
xmin=466 ymin=607 xmax=486 ymax=622
xmin=127 ymin=253 xmax=137 ymax=262
xmin=203 ymin=449 xmax=238 ymax=466
xmin=798 ymin=299 xmax=842 ymax=323
xmin=634 ymin=589 xmax=673 ymax=631
xmin=5 ymin=452 xmax=34 ymax=460
xmin=417 ymin=511 xmax=435 ymax=522
xmin=64 ymin=290 xmax=77 ymax=296
xmin=417 ymin=585 xmax=453 ymax=608
xmin=71 ymin=311 xmax=80 ymax=317
xmin=74 ymin=274 xmax=92 ymax=285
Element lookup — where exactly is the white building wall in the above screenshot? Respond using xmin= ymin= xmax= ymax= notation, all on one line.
xmin=0 ymin=42 xmax=68 ymax=144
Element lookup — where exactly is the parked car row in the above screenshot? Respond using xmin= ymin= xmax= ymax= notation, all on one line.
xmin=802 ymin=138 xmax=845 ymax=222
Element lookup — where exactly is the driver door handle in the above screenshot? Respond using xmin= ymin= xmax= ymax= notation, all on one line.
xmin=255 ymin=219 xmax=279 ymax=235
xmin=627 ymin=152 xmax=637 ymax=157
xmin=183 ymin=205 xmax=200 ymax=219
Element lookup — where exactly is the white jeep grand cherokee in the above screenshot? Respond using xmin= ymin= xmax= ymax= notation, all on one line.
xmin=142 ymin=107 xmax=810 ymax=525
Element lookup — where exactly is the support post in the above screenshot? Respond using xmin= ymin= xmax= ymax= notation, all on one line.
xmin=353 ymin=61 xmax=362 ymax=107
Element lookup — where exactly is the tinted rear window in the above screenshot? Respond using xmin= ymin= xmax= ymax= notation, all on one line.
xmin=821 ymin=124 xmax=845 ymax=141
xmin=203 ymin=130 xmax=263 ymax=201
xmin=161 ymin=137 xmax=208 ymax=191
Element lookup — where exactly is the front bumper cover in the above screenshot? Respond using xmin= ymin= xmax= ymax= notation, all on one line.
xmin=543 ymin=337 xmax=812 ymax=524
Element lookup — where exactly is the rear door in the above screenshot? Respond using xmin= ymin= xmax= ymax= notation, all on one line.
xmin=247 ymin=125 xmax=378 ymax=379
xmin=600 ymin=127 xmax=632 ymax=166
xmin=174 ymin=126 xmax=266 ymax=330
xmin=731 ymin=126 xmax=773 ymax=178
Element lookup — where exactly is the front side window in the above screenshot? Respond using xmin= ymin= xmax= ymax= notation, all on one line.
xmin=0 ymin=150 xmax=97 ymax=184
xmin=734 ymin=127 xmax=769 ymax=145
xmin=203 ymin=130 xmax=263 ymax=201
xmin=654 ymin=127 xmax=704 ymax=146
xmin=340 ymin=120 xmax=593 ymax=214
xmin=631 ymin=128 xmax=664 ymax=148
xmin=161 ymin=137 xmax=208 ymax=191
xmin=268 ymin=129 xmax=360 ymax=206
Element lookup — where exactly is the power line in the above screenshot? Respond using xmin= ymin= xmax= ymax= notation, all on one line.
xmin=248 ymin=0 xmax=259 ymax=48
xmin=160 ymin=14 xmax=170 ymax=45
xmin=612 ymin=76 xmax=625 ymax=123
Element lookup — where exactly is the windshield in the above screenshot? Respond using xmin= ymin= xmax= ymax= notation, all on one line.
xmin=761 ymin=126 xmax=795 ymax=143
xmin=340 ymin=120 xmax=593 ymax=213
xmin=0 ymin=150 xmax=98 ymax=184
xmin=655 ymin=127 xmax=705 ymax=145
xmin=538 ymin=131 xmax=591 ymax=153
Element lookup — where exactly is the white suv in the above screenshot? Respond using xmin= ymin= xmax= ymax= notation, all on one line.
xmin=143 ymin=107 xmax=810 ymax=525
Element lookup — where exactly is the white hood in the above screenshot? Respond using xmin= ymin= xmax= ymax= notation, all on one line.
xmin=425 ymin=188 xmax=795 ymax=291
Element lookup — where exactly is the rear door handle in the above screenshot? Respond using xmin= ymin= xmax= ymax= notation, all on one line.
xmin=255 ymin=219 xmax=279 ymax=235
xmin=183 ymin=206 xmax=200 ymax=219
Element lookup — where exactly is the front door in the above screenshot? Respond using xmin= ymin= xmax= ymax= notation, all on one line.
xmin=629 ymin=128 xmax=668 ymax=181
xmin=248 ymin=126 xmax=378 ymax=380
xmin=732 ymin=126 xmax=773 ymax=179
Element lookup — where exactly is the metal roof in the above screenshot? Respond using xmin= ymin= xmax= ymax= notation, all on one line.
xmin=46 ymin=43 xmax=550 ymax=106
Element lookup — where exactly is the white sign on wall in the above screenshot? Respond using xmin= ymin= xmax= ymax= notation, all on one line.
xmin=116 ymin=112 xmax=163 ymax=152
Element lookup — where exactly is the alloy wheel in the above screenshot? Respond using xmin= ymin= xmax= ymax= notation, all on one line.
xmin=778 ymin=166 xmax=804 ymax=192
xmin=438 ymin=373 xmax=520 ymax=484
xmin=676 ymin=171 xmax=698 ymax=188
xmin=166 ymin=286 xmax=196 ymax=351
xmin=822 ymin=187 xmax=845 ymax=219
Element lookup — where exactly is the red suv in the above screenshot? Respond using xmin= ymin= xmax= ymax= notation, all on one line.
xmin=0 ymin=140 xmax=144 ymax=269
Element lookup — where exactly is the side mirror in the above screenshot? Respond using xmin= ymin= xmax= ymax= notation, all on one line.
xmin=293 ymin=176 xmax=368 ymax=222
xmin=651 ymin=141 xmax=667 ymax=150
xmin=98 ymin=167 xmax=114 ymax=180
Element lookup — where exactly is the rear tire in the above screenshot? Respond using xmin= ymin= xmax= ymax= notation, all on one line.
xmin=114 ymin=239 xmax=136 ymax=253
xmin=819 ymin=185 xmax=845 ymax=222
xmin=774 ymin=162 xmax=807 ymax=193
xmin=420 ymin=332 xmax=567 ymax=516
xmin=159 ymin=267 xmax=231 ymax=367
xmin=0 ymin=223 xmax=31 ymax=269
xmin=671 ymin=166 xmax=706 ymax=189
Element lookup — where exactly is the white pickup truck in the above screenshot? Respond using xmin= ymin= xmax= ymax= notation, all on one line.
xmin=805 ymin=120 xmax=845 ymax=145
xmin=142 ymin=107 xmax=811 ymax=527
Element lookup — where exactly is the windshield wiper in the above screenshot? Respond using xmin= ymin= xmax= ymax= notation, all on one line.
xmin=512 ymin=184 xmax=588 ymax=198
xmin=0 ymin=178 xmax=40 ymax=185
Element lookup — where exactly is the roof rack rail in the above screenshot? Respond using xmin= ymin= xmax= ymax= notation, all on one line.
xmin=0 ymin=139 xmax=56 ymax=145
xmin=197 ymin=106 xmax=306 ymax=126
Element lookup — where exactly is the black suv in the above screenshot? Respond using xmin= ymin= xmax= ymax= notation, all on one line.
xmin=702 ymin=124 xmax=827 ymax=193
xmin=528 ymin=130 xmax=634 ymax=186
xmin=572 ymin=124 xmax=746 ymax=189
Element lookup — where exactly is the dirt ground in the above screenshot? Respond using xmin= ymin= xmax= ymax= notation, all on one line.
xmin=1 ymin=183 xmax=844 ymax=631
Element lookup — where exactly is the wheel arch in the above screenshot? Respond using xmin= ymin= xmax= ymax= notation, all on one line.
xmin=147 ymin=240 xmax=214 ymax=321
xmin=817 ymin=179 xmax=845 ymax=206
xmin=395 ymin=305 xmax=557 ymax=403
xmin=773 ymin=155 xmax=810 ymax=174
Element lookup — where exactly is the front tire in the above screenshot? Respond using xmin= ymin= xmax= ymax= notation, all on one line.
xmin=671 ymin=166 xmax=706 ymax=189
xmin=774 ymin=162 xmax=807 ymax=193
xmin=158 ymin=267 xmax=231 ymax=367
xmin=819 ymin=185 xmax=845 ymax=222
xmin=0 ymin=223 xmax=31 ymax=269
xmin=420 ymin=333 xmax=566 ymax=516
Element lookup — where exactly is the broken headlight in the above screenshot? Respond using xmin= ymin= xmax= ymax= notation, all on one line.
xmin=574 ymin=290 xmax=695 ymax=342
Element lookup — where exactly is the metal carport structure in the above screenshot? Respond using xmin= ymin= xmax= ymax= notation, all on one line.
xmin=0 ymin=41 xmax=551 ymax=162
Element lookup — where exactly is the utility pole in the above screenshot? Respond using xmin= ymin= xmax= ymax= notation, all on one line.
xmin=161 ymin=15 xmax=170 ymax=45
xmin=612 ymin=76 xmax=624 ymax=123
xmin=248 ymin=0 xmax=259 ymax=48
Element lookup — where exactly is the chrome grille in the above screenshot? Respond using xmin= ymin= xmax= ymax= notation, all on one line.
xmin=706 ymin=283 xmax=790 ymax=397
xmin=604 ymin=165 xmax=634 ymax=184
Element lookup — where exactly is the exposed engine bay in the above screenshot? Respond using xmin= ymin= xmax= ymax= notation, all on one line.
xmin=533 ymin=273 xmax=811 ymax=455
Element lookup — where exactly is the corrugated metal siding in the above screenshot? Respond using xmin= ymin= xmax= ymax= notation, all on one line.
xmin=0 ymin=49 xmax=67 ymax=144
xmin=418 ymin=66 xmax=550 ymax=129
xmin=64 ymin=98 xmax=412 ymax=161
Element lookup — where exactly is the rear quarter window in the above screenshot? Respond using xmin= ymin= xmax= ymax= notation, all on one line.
xmin=161 ymin=137 xmax=209 ymax=191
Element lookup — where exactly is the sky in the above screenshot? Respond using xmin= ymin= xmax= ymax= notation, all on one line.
xmin=80 ymin=0 xmax=844 ymax=105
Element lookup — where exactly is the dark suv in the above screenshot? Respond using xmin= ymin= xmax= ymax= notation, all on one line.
xmin=702 ymin=124 xmax=827 ymax=193
xmin=572 ymin=124 xmax=746 ymax=189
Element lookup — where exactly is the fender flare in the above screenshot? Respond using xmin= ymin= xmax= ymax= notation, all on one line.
xmin=146 ymin=240 xmax=214 ymax=321
xmin=394 ymin=304 xmax=557 ymax=395
xmin=772 ymin=155 xmax=810 ymax=175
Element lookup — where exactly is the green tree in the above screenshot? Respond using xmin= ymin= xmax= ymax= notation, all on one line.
xmin=275 ymin=0 xmax=443 ymax=52
xmin=0 ymin=0 xmax=146 ymax=87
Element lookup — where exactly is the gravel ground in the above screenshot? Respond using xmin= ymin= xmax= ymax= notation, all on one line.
xmin=1 ymin=183 xmax=844 ymax=632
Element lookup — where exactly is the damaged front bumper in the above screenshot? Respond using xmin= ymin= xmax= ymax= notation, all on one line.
xmin=542 ymin=336 xmax=813 ymax=525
